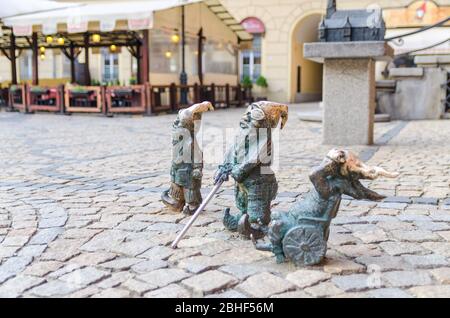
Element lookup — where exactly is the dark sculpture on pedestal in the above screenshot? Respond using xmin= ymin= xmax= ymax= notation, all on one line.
xmin=162 ymin=101 xmax=214 ymax=215
xmin=214 ymin=101 xmax=289 ymax=239
xmin=319 ymin=0 xmax=386 ymax=42
xmin=253 ymin=149 xmax=399 ymax=266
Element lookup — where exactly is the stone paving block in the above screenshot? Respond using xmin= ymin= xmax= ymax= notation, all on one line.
xmin=430 ymin=267 xmax=450 ymax=284
xmin=377 ymin=202 xmax=408 ymax=210
xmin=138 ymin=268 xmax=191 ymax=289
xmin=99 ymin=258 xmax=143 ymax=271
xmin=29 ymin=228 xmax=64 ymax=245
xmin=131 ymin=259 xmax=168 ymax=273
xmin=332 ymin=274 xmax=382 ymax=292
xmin=121 ymin=278 xmax=154 ymax=295
xmin=29 ymin=280 xmax=80 ymax=297
xmin=383 ymin=197 xmax=412 ymax=204
xmin=144 ymin=284 xmax=191 ymax=298
xmin=182 ymin=270 xmax=238 ymax=295
xmin=366 ymin=288 xmax=413 ymax=298
xmin=59 ymin=267 xmax=110 ymax=287
xmin=391 ymin=230 xmax=441 ymax=243
xmin=412 ymin=197 xmax=439 ymax=206
xmin=177 ymin=255 xmax=226 ymax=274
xmin=334 ymin=244 xmax=382 ymax=258
xmin=22 ymin=261 xmax=63 ymax=277
xmin=421 ymin=242 xmax=450 ymax=257
xmin=352 ymin=229 xmax=388 ymax=244
xmin=408 ymin=285 xmax=450 ymax=298
xmin=286 ymin=270 xmax=331 ymax=288
xmin=379 ymin=242 xmax=428 ymax=256
xmin=70 ymin=252 xmax=117 ymax=266
xmin=402 ymin=254 xmax=449 ymax=269
xmin=0 ymin=275 xmax=45 ymax=298
xmin=355 ymin=255 xmax=411 ymax=271
xmin=323 ymin=258 xmax=366 ymax=274
xmin=206 ymin=290 xmax=248 ymax=298
xmin=304 ymin=282 xmax=343 ymax=298
xmin=138 ymin=245 xmax=174 ymax=260
xmin=92 ymin=288 xmax=131 ymax=298
xmin=97 ymin=272 xmax=133 ymax=289
xmin=382 ymin=271 xmax=433 ymax=288
xmin=236 ymin=272 xmax=296 ymax=298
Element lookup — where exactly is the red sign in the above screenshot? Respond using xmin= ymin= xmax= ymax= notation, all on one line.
xmin=241 ymin=17 xmax=265 ymax=34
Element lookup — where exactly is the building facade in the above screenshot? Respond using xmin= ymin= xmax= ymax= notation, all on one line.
xmin=220 ymin=0 xmax=450 ymax=103
xmin=1 ymin=0 xmax=449 ymax=104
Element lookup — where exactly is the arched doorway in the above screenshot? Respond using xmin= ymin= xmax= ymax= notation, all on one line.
xmin=290 ymin=14 xmax=323 ymax=103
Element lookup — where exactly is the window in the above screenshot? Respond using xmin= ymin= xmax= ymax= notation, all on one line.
xmin=204 ymin=40 xmax=237 ymax=75
xmin=240 ymin=34 xmax=262 ymax=81
xmin=102 ymin=48 xmax=119 ymax=83
xmin=19 ymin=51 xmax=32 ymax=81
xmin=149 ymin=29 xmax=180 ymax=74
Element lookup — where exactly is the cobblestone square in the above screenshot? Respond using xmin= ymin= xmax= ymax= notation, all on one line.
xmin=0 ymin=107 xmax=449 ymax=298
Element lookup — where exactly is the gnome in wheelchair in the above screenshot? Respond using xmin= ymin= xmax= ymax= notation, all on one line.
xmin=252 ymin=149 xmax=399 ymax=266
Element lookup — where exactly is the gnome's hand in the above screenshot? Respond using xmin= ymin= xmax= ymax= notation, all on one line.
xmin=192 ymin=169 xmax=202 ymax=179
xmin=231 ymin=167 xmax=246 ymax=183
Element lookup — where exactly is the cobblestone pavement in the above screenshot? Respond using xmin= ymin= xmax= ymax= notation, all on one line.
xmin=0 ymin=107 xmax=449 ymax=298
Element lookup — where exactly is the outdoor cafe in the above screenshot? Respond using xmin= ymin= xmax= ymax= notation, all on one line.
xmin=0 ymin=0 xmax=254 ymax=115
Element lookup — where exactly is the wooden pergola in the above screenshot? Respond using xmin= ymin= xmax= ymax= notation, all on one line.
xmin=0 ymin=0 xmax=254 ymax=115
xmin=0 ymin=25 xmax=149 ymax=86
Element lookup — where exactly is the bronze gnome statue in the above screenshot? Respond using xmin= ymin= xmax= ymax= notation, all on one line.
xmin=162 ymin=101 xmax=214 ymax=215
xmin=214 ymin=101 xmax=289 ymax=239
xmin=253 ymin=149 xmax=399 ymax=266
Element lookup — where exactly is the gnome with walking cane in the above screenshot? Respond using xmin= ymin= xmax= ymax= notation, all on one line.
xmin=171 ymin=101 xmax=288 ymax=248
xmin=214 ymin=101 xmax=289 ymax=239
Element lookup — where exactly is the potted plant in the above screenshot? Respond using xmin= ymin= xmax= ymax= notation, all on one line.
xmin=129 ymin=77 xmax=138 ymax=86
xmin=254 ymin=75 xmax=268 ymax=101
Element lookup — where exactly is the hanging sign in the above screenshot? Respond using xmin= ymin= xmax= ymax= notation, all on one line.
xmin=13 ymin=25 xmax=32 ymax=36
xmin=128 ymin=13 xmax=154 ymax=31
xmin=241 ymin=17 xmax=265 ymax=34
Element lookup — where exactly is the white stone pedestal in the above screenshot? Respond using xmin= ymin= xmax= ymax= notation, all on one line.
xmin=304 ymin=42 xmax=393 ymax=145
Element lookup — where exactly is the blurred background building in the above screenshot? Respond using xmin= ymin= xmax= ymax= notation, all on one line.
xmin=0 ymin=0 xmax=449 ymax=104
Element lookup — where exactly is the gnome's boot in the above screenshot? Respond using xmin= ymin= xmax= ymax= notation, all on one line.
xmin=161 ymin=190 xmax=184 ymax=212
xmin=237 ymin=214 xmax=266 ymax=240
xmin=223 ymin=208 xmax=241 ymax=231
xmin=182 ymin=204 xmax=198 ymax=216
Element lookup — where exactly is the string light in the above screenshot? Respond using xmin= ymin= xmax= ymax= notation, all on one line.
xmin=40 ymin=53 xmax=46 ymax=60
xmin=45 ymin=36 xmax=53 ymax=44
xmin=165 ymin=51 xmax=172 ymax=58
xmin=171 ymin=33 xmax=180 ymax=44
xmin=57 ymin=37 xmax=65 ymax=45
xmin=92 ymin=34 xmax=101 ymax=43
xmin=110 ymin=44 xmax=117 ymax=52
xmin=39 ymin=46 xmax=46 ymax=53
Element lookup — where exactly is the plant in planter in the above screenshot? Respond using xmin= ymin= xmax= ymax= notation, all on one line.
xmin=30 ymin=86 xmax=49 ymax=94
xmin=129 ymin=77 xmax=137 ymax=85
xmin=254 ymin=76 xmax=268 ymax=101
xmin=10 ymin=85 xmax=21 ymax=93
xmin=241 ymin=75 xmax=253 ymax=90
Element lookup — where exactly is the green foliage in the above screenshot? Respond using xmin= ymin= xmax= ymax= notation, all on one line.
xmin=241 ymin=75 xmax=253 ymax=89
xmin=30 ymin=86 xmax=47 ymax=94
xmin=91 ymin=79 xmax=101 ymax=86
xmin=10 ymin=85 xmax=21 ymax=92
xmin=255 ymin=76 xmax=268 ymax=88
xmin=70 ymin=86 xmax=89 ymax=94
xmin=129 ymin=77 xmax=138 ymax=85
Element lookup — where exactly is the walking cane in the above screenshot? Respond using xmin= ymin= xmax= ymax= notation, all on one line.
xmin=171 ymin=180 xmax=224 ymax=249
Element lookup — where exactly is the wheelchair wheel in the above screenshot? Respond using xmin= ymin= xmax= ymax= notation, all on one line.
xmin=282 ymin=225 xmax=327 ymax=266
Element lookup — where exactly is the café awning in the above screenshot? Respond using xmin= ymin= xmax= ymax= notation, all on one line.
xmin=0 ymin=0 xmax=79 ymax=19
xmin=2 ymin=0 xmax=202 ymax=36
